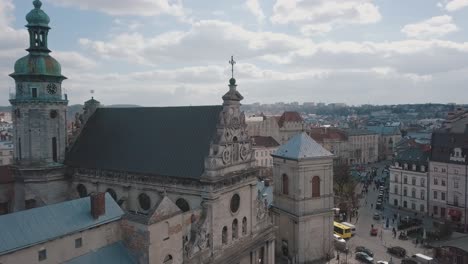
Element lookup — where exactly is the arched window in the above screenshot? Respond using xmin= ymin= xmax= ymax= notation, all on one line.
xmin=403 ymin=187 xmax=408 ymax=196
xmin=412 ymin=188 xmax=416 ymax=198
xmin=138 ymin=193 xmax=151 ymax=211
xmin=175 ymin=198 xmax=190 ymax=212
xmin=312 ymin=176 xmax=320 ymax=198
xmin=222 ymin=226 xmax=228 ymax=245
xmin=232 ymin=219 xmax=238 ymax=240
xmin=421 ymin=190 xmax=425 ymax=200
xmin=76 ymin=184 xmax=87 ymax=198
xmin=163 ymin=255 xmax=173 ymax=264
xmin=106 ymin=188 xmax=117 ymax=201
xmin=282 ymin=174 xmax=289 ymax=195
xmin=242 ymin=217 xmax=247 ymax=235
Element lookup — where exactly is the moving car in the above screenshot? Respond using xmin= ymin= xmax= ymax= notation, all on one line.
xmin=373 ymin=213 xmax=381 ymax=220
xmin=387 ymin=246 xmax=406 ymax=257
xmin=355 ymin=246 xmax=374 ymax=257
xmin=370 ymin=227 xmax=378 ymax=236
xmin=376 ymin=261 xmax=388 ymax=264
xmin=333 ymin=234 xmax=348 ymax=252
xmin=411 ymin=253 xmax=433 ymax=264
xmin=355 ymin=252 xmax=374 ymax=263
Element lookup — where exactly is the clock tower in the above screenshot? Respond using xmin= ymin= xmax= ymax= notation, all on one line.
xmin=9 ymin=0 xmax=69 ymax=210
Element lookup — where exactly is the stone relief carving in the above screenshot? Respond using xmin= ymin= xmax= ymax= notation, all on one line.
xmin=184 ymin=203 xmax=211 ymax=258
xmin=256 ymin=191 xmax=267 ymax=220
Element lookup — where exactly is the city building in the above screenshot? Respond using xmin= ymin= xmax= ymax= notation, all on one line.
xmin=0 ymin=193 xmax=132 ymax=264
xmin=345 ymin=129 xmax=379 ymax=164
xmin=0 ymin=141 xmax=13 ymax=166
xmin=389 ymin=147 xmax=430 ymax=213
xmin=0 ymin=166 xmax=13 ymax=215
xmin=367 ymin=125 xmax=402 ymax=160
xmin=431 ymin=233 xmax=468 ymax=264
xmin=271 ymin=133 xmax=334 ymax=263
xmin=429 ymin=132 xmax=468 ymax=227
xmin=252 ymin=136 xmax=280 ymax=177
xmin=277 ymin=112 xmax=304 ymax=144
xmin=247 ymin=111 xmax=305 ymax=145
xmin=309 ymin=127 xmax=349 ymax=165
xmin=2 ymin=2 xmax=276 ymax=264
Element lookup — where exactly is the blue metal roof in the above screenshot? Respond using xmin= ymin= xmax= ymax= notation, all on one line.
xmin=0 ymin=193 xmax=124 ymax=255
xmin=272 ymin=132 xmax=333 ymax=160
xmin=65 ymin=242 xmax=137 ymax=264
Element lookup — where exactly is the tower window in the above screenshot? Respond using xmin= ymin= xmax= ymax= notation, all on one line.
xmin=18 ymin=137 xmax=22 ymax=160
xmin=282 ymin=174 xmax=289 ymax=195
xmin=52 ymin=137 xmax=57 ymax=162
xmin=31 ymin=88 xmax=37 ymax=98
xmin=312 ymin=176 xmax=320 ymax=198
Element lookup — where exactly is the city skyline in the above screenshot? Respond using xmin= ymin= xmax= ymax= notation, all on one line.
xmin=1 ymin=0 xmax=468 ymax=106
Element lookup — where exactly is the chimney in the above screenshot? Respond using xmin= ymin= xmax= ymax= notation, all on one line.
xmin=90 ymin=192 xmax=106 ymax=219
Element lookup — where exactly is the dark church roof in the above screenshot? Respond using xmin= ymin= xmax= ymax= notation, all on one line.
xmin=66 ymin=106 xmax=223 ymax=179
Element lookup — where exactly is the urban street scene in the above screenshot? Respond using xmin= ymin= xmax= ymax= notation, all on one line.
xmin=0 ymin=0 xmax=468 ymax=264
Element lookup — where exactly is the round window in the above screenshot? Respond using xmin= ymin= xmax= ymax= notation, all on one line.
xmin=50 ymin=110 xmax=58 ymax=119
xmin=138 ymin=193 xmax=151 ymax=211
xmin=230 ymin=194 xmax=240 ymax=213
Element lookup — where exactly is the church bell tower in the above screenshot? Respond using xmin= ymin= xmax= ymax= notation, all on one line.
xmin=9 ymin=0 xmax=69 ymax=210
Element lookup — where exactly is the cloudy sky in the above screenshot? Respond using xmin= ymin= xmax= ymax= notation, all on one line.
xmin=1 ymin=0 xmax=468 ymax=106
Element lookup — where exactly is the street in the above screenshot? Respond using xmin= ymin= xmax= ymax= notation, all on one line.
xmin=330 ymin=162 xmax=433 ymax=264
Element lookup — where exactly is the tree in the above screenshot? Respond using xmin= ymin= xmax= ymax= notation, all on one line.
xmin=334 ymin=164 xmax=351 ymax=195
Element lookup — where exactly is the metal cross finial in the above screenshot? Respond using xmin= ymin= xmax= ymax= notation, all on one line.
xmin=229 ymin=55 xmax=236 ymax=79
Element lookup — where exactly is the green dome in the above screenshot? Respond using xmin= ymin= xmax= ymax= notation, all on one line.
xmin=13 ymin=54 xmax=63 ymax=77
xmin=26 ymin=0 xmax=50 ymax=27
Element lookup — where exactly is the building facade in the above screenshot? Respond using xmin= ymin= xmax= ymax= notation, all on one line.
xmin=309 ymin=128 xmax=349 ymax=165
xmin=345 ymin=129 xmax=379 ymax=164
xmin=429 ymin=132 xmax=468 ymax=228
xmin=246 ymin=112 xmax=304 ymax=145
xmin=271 ymin=133 xmax=334 ymax=263
xmin=2 ymin=2 xmax=276 ymax=264
xmin=0 ymin=141 xmax=13 ymax=166
xmin=367 ymin=125 xmax=402 ymax=160
xmin=389 ymin=147 xmax=429 ymax=213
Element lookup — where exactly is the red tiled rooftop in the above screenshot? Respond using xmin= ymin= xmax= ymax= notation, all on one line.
xmin=277 ymin=111 xmax=303 ymax=127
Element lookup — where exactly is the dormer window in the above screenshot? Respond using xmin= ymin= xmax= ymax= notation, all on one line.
xmin=421 ymin=166 xmax=425 ymax=172
xmin=404 ymin=163 xmax=408 ymax=170
xmin=395 ymin=162 xmax=399 ymax=167
xmin=412 ymin=164 xmax=416 ymax=171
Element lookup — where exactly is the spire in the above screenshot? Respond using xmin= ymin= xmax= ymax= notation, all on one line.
xmin=26 ymin=0 xmax=51 ymax=53
xmin=222 ymin=55 xmax=243 ymax=104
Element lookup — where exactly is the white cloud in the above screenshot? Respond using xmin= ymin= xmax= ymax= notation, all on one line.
xmin=245 ymin=0 xmax=266 ymax=23
xmin=444 ymin=0 xmax=468 ymax=11
xmin=401 ymin=15 xmax=458 ymax=39
xmin=271 ymin=0 xmax=382 ymax=34
xmin=300 ymin=24 xmax=332 ymax=36
xmin=48 ymin=0 xmax=185 ymax=17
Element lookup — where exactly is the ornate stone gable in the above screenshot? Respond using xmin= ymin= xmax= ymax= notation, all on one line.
xmin=202 ymin=78 xmax=255 ymax=180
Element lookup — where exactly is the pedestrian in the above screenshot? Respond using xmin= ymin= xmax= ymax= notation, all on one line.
xmin=371 ymin=203 xmax=373 ymax=209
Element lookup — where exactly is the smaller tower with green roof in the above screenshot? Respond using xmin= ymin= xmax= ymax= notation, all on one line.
xmin=9 ymin=0 xmax=69 ymax=210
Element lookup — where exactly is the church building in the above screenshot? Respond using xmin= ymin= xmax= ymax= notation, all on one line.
xmin=2 ymin=1 xmax=276 ymax=263
xmin=271 ymin=133 xmax=335 ymax=263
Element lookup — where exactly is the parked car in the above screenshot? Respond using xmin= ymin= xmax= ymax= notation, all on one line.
xmin=370 ymin=228 xmax=378 ymax=236
xmin=355 ymin=252 xmax=374 ymax=263
xmin=376 ymin=261 xmax=388 ymax=264
xmin=355 ymin=246 xmax=374 ymax=257
xmin=401 ymin=258 xmax=418 ymax=264
xmin=387 ymin=246 xmax=406 ymax=257
xmin=373 ymin=213 xmax=381 ymax=220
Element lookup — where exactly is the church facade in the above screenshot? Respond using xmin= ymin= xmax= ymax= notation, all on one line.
xmin=2 ymin=1 xmax=276 ymax=264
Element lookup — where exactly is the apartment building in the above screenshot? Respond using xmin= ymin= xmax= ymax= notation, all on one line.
xmin=430 ymin=132 xmax=468 ymax=226
xmin=389 ymin=147 xmax=430 ymax=213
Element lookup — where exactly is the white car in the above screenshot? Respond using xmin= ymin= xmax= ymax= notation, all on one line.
xmin=377 ymin=261 xmax=389 ymax=264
